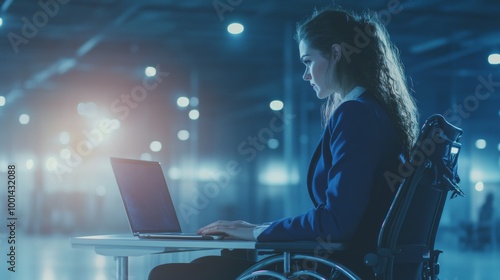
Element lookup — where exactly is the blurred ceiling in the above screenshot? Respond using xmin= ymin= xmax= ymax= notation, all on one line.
xmin=0 ymin=0 xmax=499 ymax=156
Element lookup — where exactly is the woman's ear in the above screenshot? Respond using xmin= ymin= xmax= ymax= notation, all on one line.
xmin=331 ymin=44 xmax=342 ymax=63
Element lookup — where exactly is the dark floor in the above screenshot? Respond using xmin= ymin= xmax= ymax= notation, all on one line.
xmin=0 ymin=233 xmax=498 ymax=280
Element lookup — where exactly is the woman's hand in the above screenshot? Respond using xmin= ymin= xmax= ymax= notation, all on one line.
xmin=197 ymin=220 xmax=257 ymax=240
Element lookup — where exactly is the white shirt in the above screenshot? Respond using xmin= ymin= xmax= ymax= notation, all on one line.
xmin=342 ymin=86 xmax=366 ymax=102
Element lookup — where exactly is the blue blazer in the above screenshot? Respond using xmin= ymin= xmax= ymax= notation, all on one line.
xmin=258 ymin=93 xmax=403 ymax=251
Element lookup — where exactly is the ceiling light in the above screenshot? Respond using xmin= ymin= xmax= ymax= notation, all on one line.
xmin=26 ymin=159 xmax=34 ymax=170
xmin=45 ymin=157 xmax=58 ymax=171
xmin=475 ymin=139 xmax=486 ymax=149
xmin=177 ymin=130 xmax=190 ymax=141
xmin=189 ymin=109 xmax=199 ymax=120
xmin=488 ymin=53 xmax=500 ymax=65
xmin=474 ymin=181 xmax=484 ymax=192
xmin=270 ymin=100 xmax=284 ymax=111
xmin=227 ymin=23 xmax=244 ymax=35
xmin=177 ymin=96 xmax=189 ymax=107
xmin=150 ymin=141 xmax=162 ymax=152
xmin=0 ymin=96 xmax=5 ymax=106
xmin=0 ymin=18 xmax=3 ymax=27
xmin=77 ymin=102 xmax=97 ymax=117
xmin=19 ymin=114 xmax=30 ymax=125
xmin=145 ymin=66 xmax=156 ymax=77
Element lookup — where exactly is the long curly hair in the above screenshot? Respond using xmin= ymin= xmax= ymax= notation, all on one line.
xmin=295 ymin=8 xmax=419 ymax=158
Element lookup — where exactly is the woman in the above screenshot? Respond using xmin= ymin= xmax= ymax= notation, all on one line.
xmin=149 ymin=7 xmax=419 ymax=280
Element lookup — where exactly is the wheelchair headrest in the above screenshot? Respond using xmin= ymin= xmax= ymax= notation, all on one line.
xmin=422 ymin=114 xmax=462 ymax=143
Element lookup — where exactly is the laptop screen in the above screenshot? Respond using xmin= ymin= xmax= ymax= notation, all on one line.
xmin=110 ymin=158 xmax=182 ymax=234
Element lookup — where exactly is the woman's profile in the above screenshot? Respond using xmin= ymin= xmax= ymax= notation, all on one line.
xmin=149 ymin=6 xmax=419 ymax=280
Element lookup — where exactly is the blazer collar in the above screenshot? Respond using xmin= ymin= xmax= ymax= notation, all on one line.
xmin=342 ymin=86 xmax=366 ymax=103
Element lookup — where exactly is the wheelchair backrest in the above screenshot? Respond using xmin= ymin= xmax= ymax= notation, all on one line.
xmin=376 ymin=114 xmax=463 ymax=279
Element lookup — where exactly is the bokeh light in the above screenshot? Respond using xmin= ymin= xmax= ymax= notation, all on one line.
xmin=168 ymin=167 xmax=181 ymax=180
xmin=177 ymin=130 xmax=190 ymax=141
xmin=26 ymin=159 xmax=34 ymax=170
xmin=145 ymin=66 xmax=156 ymax=77
xmin=269 ymin=100 xmax=284 ymax=111
xmin=60 ymin=148 xmax=72 ymax=160
xmin=475 ymin=139 xmax=486 ymax=149
xmin=45 ymin=157 xmax=58 ymax=171
xmin=189 ymin=109 xmax=199 ymax=120
xmin=140 ymin=152 xmax=152 ymax=161
xmin=19 ymin=114 xmax=30 ymax=125
xmin=267 ymin=139 xmax=279 ymax=149
xmin=150 ymin=141 xmax=162 ymax=152
xmin=190 ymin=97 xmax=199 ymax=107
xmin=475 ymin=181 xmax=484 ymax=192
xmin=177 ymin=96 xmax=189 ymax=107
xmin=77 ymin=102 xmax=97 ymax=117
xmin=60 ymin=132 xmax=70 ymax=145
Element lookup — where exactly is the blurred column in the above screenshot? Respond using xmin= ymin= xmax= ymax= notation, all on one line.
xmin=185 ymin=69 xmax=200 ymax=232
xmin=189 ymin=69 xmax=200 ymax=170
xmin=298 ymin=75 xmax=312 ymax=212
xmin=282 ymin=21 xmax=295 ymax=215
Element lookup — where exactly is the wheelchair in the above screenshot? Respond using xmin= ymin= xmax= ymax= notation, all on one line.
xmin=236 ymin=114 xmax=464 ymax=280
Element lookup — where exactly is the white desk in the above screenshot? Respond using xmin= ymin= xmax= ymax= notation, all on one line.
xmin=71 ymin=234 xmax=346 ymax=280
xmin=70 ymin=234 xmax=256 ymax=280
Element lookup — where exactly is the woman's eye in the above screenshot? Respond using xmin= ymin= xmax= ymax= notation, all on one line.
xmin=303 ymin=60 xmax=311 ymax=66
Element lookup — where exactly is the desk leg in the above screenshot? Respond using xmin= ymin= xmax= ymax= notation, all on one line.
xmin=283 ymin=252 xmax=290 ymax=274
xmin=114 ymin=256 xmax=128 ymax=280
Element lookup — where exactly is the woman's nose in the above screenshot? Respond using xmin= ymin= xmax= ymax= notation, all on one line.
xmin=302 ymin=69 xmax=311 ymax=81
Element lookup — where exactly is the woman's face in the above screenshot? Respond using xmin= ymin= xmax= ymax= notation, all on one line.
xmin=299 ymin=40 xmax=337 ymax=99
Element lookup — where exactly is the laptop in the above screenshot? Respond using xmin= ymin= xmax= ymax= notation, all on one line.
xmin=110 ymin=157 xmax=225 ymax=240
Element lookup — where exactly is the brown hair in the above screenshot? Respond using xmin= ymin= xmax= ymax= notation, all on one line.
xmin=295 ymin=8 xmax=419 ymax=158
